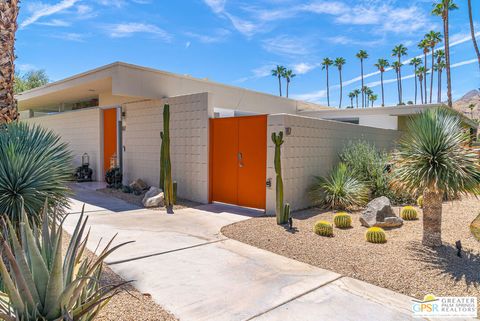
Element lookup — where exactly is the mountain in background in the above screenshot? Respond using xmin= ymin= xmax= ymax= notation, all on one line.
xmin=453 ymin=89 xmax=480 ymax=119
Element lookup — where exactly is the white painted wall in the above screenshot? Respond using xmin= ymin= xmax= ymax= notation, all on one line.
xmin=266 ymin=114 xmax=401 ymax=214
xmin=122 ymin=92 xmax=212 ymax=203
xmin=23 ymin=108 xmax=103 ymax=181
xmin=358 ymin=115 xmax=398 ymax=129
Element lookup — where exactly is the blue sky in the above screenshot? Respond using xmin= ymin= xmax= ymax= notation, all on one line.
xmin=16 ymin=0 xmax=480 ymax=107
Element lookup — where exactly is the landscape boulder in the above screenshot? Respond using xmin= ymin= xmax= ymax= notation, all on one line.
xmin=130 ymin=179 xmax=148 ymax=194
xmin=142 ymin=186 xmax=164 ymax=208
xmin=360 ymin=196 xmax=403 ymax=228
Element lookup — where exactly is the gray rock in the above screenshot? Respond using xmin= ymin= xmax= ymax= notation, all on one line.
xmin=130 ymin=179 xmax=148 ymax=193
xmin=142 ymin=186 xmax=163 ymax=203
xmin=360 ymin=196 xmax=403 ymax=228
xmin=143 ymin=191 xmax=165 ymax=208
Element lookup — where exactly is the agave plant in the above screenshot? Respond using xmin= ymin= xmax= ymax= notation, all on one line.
xmin=391 ymin=107 xmax=480 ymax=247
xmin=0 ymin=202 xmax=131 ymax=320
xmin=0 ymin=122 xmax=72 ymax=225
xmin=309 ymin=162 xmax=369 ymax=210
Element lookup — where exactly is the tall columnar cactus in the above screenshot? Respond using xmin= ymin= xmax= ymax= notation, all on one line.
xmin=162 ymin=104 xmax=174 ymax=212
xmin=272 ymin=131 xmax=288 ymax=224
xmin=159 ymin=132 xmax=165 ymax=190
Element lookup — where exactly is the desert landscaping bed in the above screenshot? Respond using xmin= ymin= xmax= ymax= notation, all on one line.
xmin=63 ymin=234 xmax=178 ymax=321
xmin=222 ymin=197 xmax=480 ymax=304
xmin=98 ymin=187 xmax=201 ymax=211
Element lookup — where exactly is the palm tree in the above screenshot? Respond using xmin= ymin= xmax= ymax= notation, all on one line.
xmin=468 ymin=0 xmax=480 ymax=68
xmin=433 ymin=0 xmax=459 ymax=107
xmin=353 ymin=89 xmax=361 ymax=108
xmin=334 ymin=57 xmax=346 ymax=108
xmin=365 ymin=87 xmax=373 ymax=107
xmin=348 ymin=91 xmax=355 ymax=108
xmin=392 ymin=108 xmax=480 ymax=247
xmin=321 ymin=58 xmax=334 ymax=106
xmin=356 ymin=50 xmax=369 ymax=108
xmin=0 ymin=0 xmax=19 ymax=124
xmin=434 ymin=49 xmax=446 ymax=103
xmin=409 ymin=57 xmax=423 ymax=104
xmin=392 ymin=61 xmax=402 ymax=105
xmin=374 ymin=59 xmax=389 ymax=107
xmin=425 ymin=31 xmax=443 ymax=103
xmin=418 ymin=39 xmax=430 ymax=103
xmin=369 ymin=94 xmax=378 ymax=107
xmin=361 ymin=86 xmax=368 ymax=108
xmin=284 ymin=69 xmax=296 ymax=98
xmin=416 ymin=67 xmax=427 ymax=104
xmin=272 ymin=65 xmax=286 ymax=97
xmin=392 ymin=44 xmax=408 ymax=104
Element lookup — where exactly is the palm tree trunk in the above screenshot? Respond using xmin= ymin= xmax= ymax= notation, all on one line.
xmin=326 ymin=67 xmax=330 ymax=106
xmin=420 ymin=79 xmax=424 ymax=104
xmin=414 ymin=67 xmax=418 ymax=105
xmin=424 ymin=53 xmax=428 ymax=104
xmin=398 ymin=56 xmax=403 ymax=103
xmin=350 ymin=97 xmax=353 ymax=107
xmin=360 ymin=60 xmax=364 ymax=108
xmin=381 ymin=72 xmax=385 ymax=107
xmin=422 ymin=189 xmax=443 ymax=247
xmin=339 ymin=70 xmax=343 ymax=108
xmin=278 ymin=76 xmax=282 ymax=97
xmin=0 ymin=0 xmax=19 ymax=124
xmin=444 ymin=9 xmax=453 ymax=107
xmin=438 ymin=70 xmax=442 ymax=103
xmin=396 ymin=71 xmax=401 ymax=104
xmin=430 ymin=46 xmax=435 ymax=103
xmin=468 ymin=0 xmax=480 ymax=68
xmin=286 ymin=80 xmax=289 ymax=98
xmin=355 ymin=95 xmax=358 ymax=108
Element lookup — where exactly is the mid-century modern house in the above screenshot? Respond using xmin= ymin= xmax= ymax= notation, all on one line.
xmin=17 ymin=62 xmax=468 ymax=214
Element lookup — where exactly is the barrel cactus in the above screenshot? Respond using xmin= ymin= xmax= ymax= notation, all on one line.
xmin=365 ymin=227 xmax=386 ymax=243
xmin=333 ymin=212 xmax=352 ymax=228
xmin=416 ymin=195 xmax=423 ymax=208
xmin=400 ymin=206 xmax=418 ymax=220
xmin=313 ymin=220 xmax=333 ymax=237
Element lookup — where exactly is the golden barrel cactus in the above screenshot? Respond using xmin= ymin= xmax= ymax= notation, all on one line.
xmin=365 ymin=227 xmax=386 ymax=243
xmin=400 ymin=206 xmax=418 ymax=220
xmin=313 ymin=220 xmax=333 ymax=237
xmin=333 ymin=212 xmax=352 ymax=228
xmin=417 ymin=195 xmax=423 ymax=208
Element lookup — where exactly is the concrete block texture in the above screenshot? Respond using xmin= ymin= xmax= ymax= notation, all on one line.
xmin=123 ymin=92 xmax=212 ymax=204
xmin=266 ymin=114 xmax=401 ymax=214
xmin=23 ymin=108 xmax=103 ymax=181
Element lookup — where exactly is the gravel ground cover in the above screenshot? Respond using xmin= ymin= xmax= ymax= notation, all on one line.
xmin=63 ymin=234 xmax=178 ymax=321
xmin=222 ymin=197 xmax=480 ymax=305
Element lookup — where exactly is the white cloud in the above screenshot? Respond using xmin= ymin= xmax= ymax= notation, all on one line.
xmin=262 ymin=35 xmax=312 ymax=57
xmin=21 ymin=0 xmax=80 ymax=28
xmin=37 ymin=19 xmax=71 ymax=27
xmin=97 ymin=0 xmax=126 ymax=8
xmin=203 ymin=0 xmax=226 ymax=14
xmin=106 ymin=23 xmax=171 ymax=40
xmin=52 ymin=32 xmax=87 ymax=42
xmin=235 ymin=64 xmax=276 ymax=83
xmin=293 ymin=62 xmax=319 ymax=75
xmin=185 ymin=29 xmax=230 ymax=43
xmin=292 ymin=89 xmax=327 ymax=102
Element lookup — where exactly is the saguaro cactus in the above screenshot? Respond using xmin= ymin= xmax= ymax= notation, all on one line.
xmin=159 ymin=132 xmax=165 ymax=190
xmin=162 ymin=104 xmax=174 ymax=212
xmin=272 ymin=131 xmax=288 ymax=224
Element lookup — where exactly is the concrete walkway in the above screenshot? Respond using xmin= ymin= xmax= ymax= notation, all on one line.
xmin=63 ymin=184 xmax=471 ymax=321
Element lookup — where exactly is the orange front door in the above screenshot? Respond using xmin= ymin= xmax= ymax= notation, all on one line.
xmin=103 ymin=109 xmax=117 ymax=174
xmin=210 ymin=115 xmax=267 ymax=209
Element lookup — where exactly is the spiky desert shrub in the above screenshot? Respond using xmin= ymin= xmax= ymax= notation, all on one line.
xmin=333 ymin=212 xmax=352 ymax=228
xmin=309 ymin=163 xmax=369 ymax=210
xmin=313 ymin=220 xmax=333 ymax=237
xmin=365 ymin=227 xmax=387 ymax=243
xmin=400 ymin=206 xmax=418 ymax=220
xmin=0 ymin=122 xmax=72 ymax=224
xmin=0 ymin=203 xmax=130 ymax=320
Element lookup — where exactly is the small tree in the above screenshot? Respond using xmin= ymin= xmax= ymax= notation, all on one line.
xmin=391 ymin=108 xmax=480 ymax=247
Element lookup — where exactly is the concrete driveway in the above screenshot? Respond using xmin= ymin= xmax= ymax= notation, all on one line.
xmin=64 ymin=184 xmax=470 ymax=321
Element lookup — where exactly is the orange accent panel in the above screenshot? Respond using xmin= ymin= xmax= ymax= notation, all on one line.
xmin=238 ymin=116 xmax=267 ymax=209
xmin=210 ymin=115 xmax=267 ymax=209
xmin=103 ymin=109 xmax=117 ymax=174
xmin=211 ymin=117 xmax=238 ymax=205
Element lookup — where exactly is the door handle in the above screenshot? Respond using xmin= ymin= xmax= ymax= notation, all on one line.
xmin=238 ymin=152 xmax=244 ymax=168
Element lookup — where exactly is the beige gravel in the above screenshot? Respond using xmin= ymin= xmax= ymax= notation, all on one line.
xmin=63 ymin=234 xmax=177 ymax=321
xmin=222 ymin=197 xmax=480 ymax=305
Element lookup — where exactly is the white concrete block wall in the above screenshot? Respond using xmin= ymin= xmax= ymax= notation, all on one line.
xmin=22 ymin=108 xmax=103 ymax=181
xmin=266 ymin=114 xmax=401 ymax=214
xmin=123 ymin=92 xmax=212 ymax=204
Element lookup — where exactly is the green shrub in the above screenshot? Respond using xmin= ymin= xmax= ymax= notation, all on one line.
xmin=122 ymin=185 xmax=133 ymax=193
xmin=400 ymin=206 xmax=418 ymax=220
xmin=334 ymin=212 xmax=352 ymax=228
xmin=340 ymin=140 xmax=415 ymax=205
xmin=313 ymin=220 xmax=333 ymax=237
xmin=0 ymin=204 xmax=130 ymax=320
xmin=309 ymin=163 xmax=369 ymax=210
xmin=365 ymin=227 xmax=387 ymax=243
xmin=0 ymin=123 xmax=72 ymax=224
xmin=417 ymin=195 xmax=423 ymax=208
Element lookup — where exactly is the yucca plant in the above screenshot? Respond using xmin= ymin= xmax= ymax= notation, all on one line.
xmin=0 ymin=122 xmax=72 ymax=225
xmin=391 ymin=107 xmax=480 ymax=247
xmin=310 ymin=163 xmax=369 ymax=210
xmin=0 ymin=202 xmax=131 ymax=320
